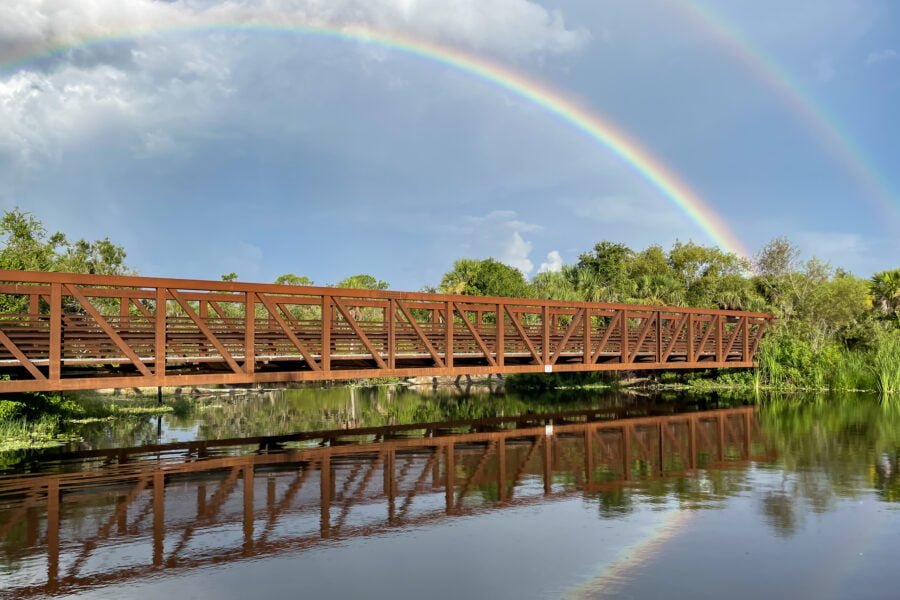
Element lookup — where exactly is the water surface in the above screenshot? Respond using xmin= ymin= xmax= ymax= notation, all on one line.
xmin=1 ymin=388 xmax=898 ymax=599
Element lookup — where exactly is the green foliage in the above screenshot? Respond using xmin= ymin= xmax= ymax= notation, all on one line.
xmin=0 ymin=208 xmax=131 ymax=312
xmin=275 ymin=273 xmax=315 ymax=286
xmin=220 ymin=272 xmax=238 ymax=282
xmin=335 ymin=274 xmax=389 ymax=290
xmin=575 ymin=241 xmax=636 ymax=302
xmin=871 ymin=329 xmax=900 ymax=396
xmin=439 ymin=258 xmax=530 ymax=298
xmin=870 ymin=268 xmax=900 ymax=326
xmin=0 ymin=400 xmax=25 ymax=421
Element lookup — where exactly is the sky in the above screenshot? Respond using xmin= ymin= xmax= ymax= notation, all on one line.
xmin=0 ymin=0 xmax=898 ymax=290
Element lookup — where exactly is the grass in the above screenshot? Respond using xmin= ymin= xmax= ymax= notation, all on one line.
xmin=872 ymin=331 xmax=900 ymax=396
xmin=0 ymin=416 xmax=80 ymax=452
xmin=687 ymin=328 xmax=900 ymax=397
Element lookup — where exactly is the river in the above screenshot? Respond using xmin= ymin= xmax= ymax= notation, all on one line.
xmin=1 ymin=386 xmax=899 ymax=599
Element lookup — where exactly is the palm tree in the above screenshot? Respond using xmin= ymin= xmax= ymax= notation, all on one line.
xmin=870 ymin=269 xmax=900 ymax=323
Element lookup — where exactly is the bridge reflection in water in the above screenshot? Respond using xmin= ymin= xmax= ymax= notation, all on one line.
xmin=0 ymin=406 xmax=767 ymax=597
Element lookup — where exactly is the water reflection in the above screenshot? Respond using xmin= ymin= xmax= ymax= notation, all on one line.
xmin=0 ymin=406 xmax=762 ymax=598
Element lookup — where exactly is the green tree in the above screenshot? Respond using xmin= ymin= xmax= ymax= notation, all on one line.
xmin=0 ymin=209 xmax=66 ymax=272
xmin=335 ymin=274 xmax=389 ymax=290
xmin=0 ymin=208 xmax=131 ymax=312
xmin=575 ymin=242 xmax=635 ymax=302
xmin=274 ymin=273 xmax=315 ymax=286
xmin=870 ymin=269 xmax=900 ymax=326
xmin=531 ymin=268 xmax=580 ymax=301
xmin=438 ymin=258 xmax=530 ymax=298
xmin=668 ymin=241 xmax=752 ymax=309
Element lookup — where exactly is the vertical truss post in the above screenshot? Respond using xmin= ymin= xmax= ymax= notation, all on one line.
xmin=542 ymin=305 xmax=550 ymax=366
xmin=716 ymin=316 xmax=724 ymax=363
xmin=445 ymin=301 xmax=454 ymax=368
xmin=655 ymin=311 xmax=663 ymax=363
xmin=244 ymin=292 xmax=255 ymax=374
xmin=29 ymin=293 xmax=39 ymax=315
xmin=620 ymin=310 xmax=629 ymax=365
xmin=119 ymin=295 xmax=129 ymax=327
xmin=687 ymin=314 xmax=695 ymax=363
xmin=155 ymin=288 xmax=166 ymax=381
xmin=583 ymin=309 xmax=592 ymax=365
xmin=387 ymin=299 xmax=396 ymax=370
xmin=742 ymin=316 xmax=750 ymax=362
xmin=496 ymin=302 xmax=504 ymax=368
xmin=321 ymin=296 xmax=331 ymax=372
xmin=49 ymin=283 xmax=61 ymax=383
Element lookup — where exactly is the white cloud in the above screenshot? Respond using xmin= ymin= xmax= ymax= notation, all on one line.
xmin=0 ymin=0 xmax=587 ymax=65
xmin=454 ymin=210 xmax=540 ymax=274
xmin=866 ymin=49 xmax=899 ymax=66
xmin=538 ymin=250 xmax=563 ymax=273
xmin=567 ymin=195 xmax=686 ymax=231
xmin=0 ymin=0 xmax=587 ymax=170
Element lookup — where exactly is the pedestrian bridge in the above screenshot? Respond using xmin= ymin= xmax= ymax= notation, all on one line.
xmin=0 ymin=270 xmax=773 ymax=393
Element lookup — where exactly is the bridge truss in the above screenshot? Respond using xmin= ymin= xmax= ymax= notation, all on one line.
xmin=0 ymin=271 xmax=773 ymax=392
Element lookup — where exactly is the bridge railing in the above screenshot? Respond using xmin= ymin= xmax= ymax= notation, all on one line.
xmin=0 ymin=270 xmax=773 ymax=392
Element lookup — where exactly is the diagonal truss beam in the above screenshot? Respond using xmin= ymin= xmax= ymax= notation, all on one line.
xmin=0 ymin=328 xmax=46 ymax=380
xmin=723 ymin=318 xmax=744 ymax=356
xmin=65 ymin=284 xmax=153 ymax=377
xmin=256 ymin=293 xmax=321 ymax=371
xmin=454 ymin=303 xmax=497 ymax=366
xmin=550 ymin=308 xmax=584 ymax=365
xmin=168 ymin=288 xmax=242 ymax=374
xmin=694 ymin=316 xmax=717 ymax=357
xmin=590 ymin=312 xmax=622 ymax=363
xmin=628 ymin=313 xmax=658 ymax=363
xmin=331 ymin=297 xmax=387 ymax=369
xmin=503 ymin=305 xmax=541 ymax=364
xmin=661 ymin=313 xmax=689 ymax=362
xmin=749 ymin=319 xmax=769 ymax=357
xmin=395 ymin=300 xmax=445 ymax=367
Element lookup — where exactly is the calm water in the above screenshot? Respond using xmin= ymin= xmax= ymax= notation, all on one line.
xmin=2 ymin=387 xmax=900 ymax=599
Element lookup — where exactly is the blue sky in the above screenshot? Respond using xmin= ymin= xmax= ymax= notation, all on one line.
xmin=0 ymin=0 xmax=897 ymax=290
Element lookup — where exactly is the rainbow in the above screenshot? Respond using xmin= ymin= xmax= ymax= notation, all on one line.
xmin=0 ymin=20 xmax=750 ymax=257
xmin=679 ymin=1 xmax=899 ymax=225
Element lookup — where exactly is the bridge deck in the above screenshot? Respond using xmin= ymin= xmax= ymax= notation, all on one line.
xmin=0 ymin=270 xmax=773 ymax=392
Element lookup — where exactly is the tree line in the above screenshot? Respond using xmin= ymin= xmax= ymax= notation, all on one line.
xmin=1 ymin=207 xmax=897 ymax=392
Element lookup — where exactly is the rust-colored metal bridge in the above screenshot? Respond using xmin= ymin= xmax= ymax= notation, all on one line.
xmin=0 ymin=270 xmax=772 ymax=393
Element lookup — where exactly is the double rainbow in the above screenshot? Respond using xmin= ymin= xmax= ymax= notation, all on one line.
xmin=0 ymin=21 xmax=750 ymax=257
xmin=680 ymin=1 xmax=899 ymax=225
